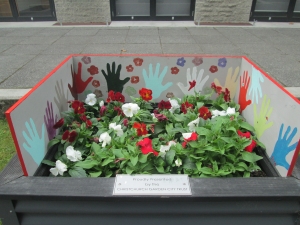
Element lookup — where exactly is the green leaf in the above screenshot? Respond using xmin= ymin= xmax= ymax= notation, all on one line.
xmin=195 ymin=161 xmax=202 ymax=171
xmin=47 ymin=138 xmax=60 ymax=149
xmin=165 ymin=149 xmax=175 ymax=165
xmin=126 ymin=166 xmax=134 ymax=174
xmin=195 ymin=127 xmax=211 ymax=136
xmin=42 ymin=160 xmax=55 ymax=167
xmin=69 ymin=167 xmax=87 ymax=177
xmin=198 ymin=167 xmax=212 ymax=175
xmin=154 ymin=123 xmax=165 ymax=135
xmin=130 ymin=155 xmax=138 ymax=166
xmin=241 ymin=151 xmax=263 ymax=163
xmin=139 ymin=154 xmax=148 ymax=163
xmin=113 ymin=149 xmax=125 ymax=158
xmin=75 ymin=160 xmax=98 ymax=169
xmin=156 ymin=165 xmax=165 ymax=173
xmin=256 ymin=140 xmax=266 ymax=149
xmin=219 ymin=103 xmax=228 ymax=110
xmin=89 ymin=171 xmax=102 ymax=177
xmin=102 ymin=158 xmax=114 ymax=166
xmin=183 ymin=157 xmax=196 ymax=170
xmin=239 ymin=121 xmax=255 ymax=133
xmin=91 ymin=142 xmax=101 ymax=153
xmin=166 ymin=123 xmax=174 ymax=135
xmin=243 ymin=171 xmax=250 ymax=177
xmin=227 ymin=126 xmax=236 ymax=133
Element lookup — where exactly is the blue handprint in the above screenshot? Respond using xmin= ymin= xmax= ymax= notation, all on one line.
xmin=249 ymin=66 xmax=264 ymax=104
xmin=142 ymin=63 xmax=173 ymax=100
xmin=22 ymin=118 xmax=46 ymax=165
xmin=270 ymin=124 xmax=298 ymax=170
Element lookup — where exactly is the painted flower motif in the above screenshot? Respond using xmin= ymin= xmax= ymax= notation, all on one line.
xmin=133 ymin=122 xmax=148 ymax=136
xmin=81 ymin=56 xmax=91 ymax=64
xmin=93 ymin=89 xmax=103 ymax=98
xmin=218 ymin=58 xmax=227 ymax=68
xmin=99 ymin=132 xmax=111 ymax=147
xmin=237 ymin=130 xmax=251 ymax=139
xmin=171 ymin=67 xmax=179 ymax=75
xmin=198 ymin=106 xmax=212 ymax=120
xmin=131 ymin=76 xmax=139 ymax=84
xmin=53 ymin=118 xmax=64 ymax=129
xmin=159 ymin=141 xmax=176 ymax=156
xmin=175 ymin=158 xmax=182 ymax=167
xmin=125 ymin=86 xmax=137 ymax=96
xmin=211 ymin=110 xmax=227 ymax=118
xmin=92 ymin=80 xmax=100 ymax=88
xmin=133 ymin=58 xmax=144 ymax=66
xmin=122 ymin=103 xmax=140 ymax=117
xmin=192 ymin=57 xmax=203 ymax=66
xmin=137 ymin=138 xmax=159 ymax=156
xmin=66 ymin=146 xmax=82 ymax=162
xmin=85 ymin=93 xmax=97 ymax=106
xmin=209 ymin=65 xmax=218 ymax=73
xmin=177 ymin=57 xmax=186 ymax=67
xmin=158 ymin=100 xmax=171 ymax=110
xmin=245 ymin=140 xmax=257 ymax=153
xmin=166 ymin=92 xmax=174 ymax=98
xmin=87 ymin=65 xmax=99 ymax=75
xmin=211 ymin=82 xmax=222 ymax=94
xmin=139 ymin=88 xmax=152 ymax=101
xmin=181 ymin=101 xmax=193 ymax=114
xmin=50 ymin=160 xmax=67 ymax=176
xmin=109 ymin=122 xmax=124 ymax=137
xmin=62 ymin=130 xmax=77 ymax=142
xmin=126 ymin=64 xmax=134 ymax=72
xmin=226 ymin=107 xmax=236 ymax=115
xmin=187 ymin=118 xmax=200 ymax=132
xmin=72 ymin=100 xmax=85 ymax=114
xmin=169 ymin=98 xmax=180 ymax=113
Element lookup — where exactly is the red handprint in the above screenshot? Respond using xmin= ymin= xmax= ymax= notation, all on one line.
xmin=68 ymin=62 xmax=93 ymax=100
xmin=238 ymin=71 xmax=251 ymax=113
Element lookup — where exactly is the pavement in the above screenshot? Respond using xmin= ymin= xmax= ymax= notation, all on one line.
xmin=0 ymin=21 xmax=299 ymax=101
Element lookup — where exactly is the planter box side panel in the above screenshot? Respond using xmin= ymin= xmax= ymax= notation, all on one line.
xmin=239 ymin=57 xmax=300 ymax=177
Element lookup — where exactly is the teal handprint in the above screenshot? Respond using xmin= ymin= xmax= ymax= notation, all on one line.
xmin=249 ymin=66 xmax=264 ymax=104
xmin=271 ymin=124 xmax=298 ymax=170
xmin=22 ymin=118 xmax=46 ymax=165
xmin=142 ymin=63 xmax=173 ymax=100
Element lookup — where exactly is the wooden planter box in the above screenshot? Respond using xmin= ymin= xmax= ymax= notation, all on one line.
xmin=1 ymin=54 xmax=300 ymax=225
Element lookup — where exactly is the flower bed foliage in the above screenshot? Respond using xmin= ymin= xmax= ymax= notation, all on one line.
xmin=44 ymin=83 xmax=265 ymax=178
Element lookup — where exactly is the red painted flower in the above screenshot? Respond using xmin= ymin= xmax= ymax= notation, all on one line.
xmin=133 ymin=122 xmax=148 ymax=136
xmin=115 ymin=92 xmax=125 ymax=103
xmin=62 ymin=130 xmax=77 ymax=142
xmin=223 ymin=88 xmax=231 ymax=102
xmin=171 ymin=67 xmax=179 ymax=75
xmin=133 ymin=58 xmax=144 ymax=66
xmin=92 ymin=80 xmax=100 ymax=88
xmin=188 ymin=80 xmax=196 ymax=91
xmin=126 ymin=65 xmax=134 ymax=72
xmin=181 ymin=101 xmax=193 ymax=114
xmin=209 ymin=65 xmax=218 ymax=73
xmin=245 ymin=140 xmax=257 ymax=153
xmin=237 ymin=130 xmax=251 ymax=139
xmin=53 ymin=118 xmax=64 ymax=129
xmin=139 ymin=88 xmax=152 ymax=101
xmin=87 ymin=65 xmax=99 ymax=75
xmin=137 ymin=138 xmax=158 ymax=156
xmin=198 ymin=106 xmax=211 ymax=120
xmin=211 ymin=82 xmax=222 ymax=94
xmin=72 ymin=100 xmax=85 ymax=114
xmin=131 ymin=76 xmax=139 ymax=84
xmin=158 ymin=100 xmax=171 ymax=110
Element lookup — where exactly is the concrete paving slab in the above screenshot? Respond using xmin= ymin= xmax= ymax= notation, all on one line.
xmin=274 ymin=44 xmax=300 ymax=55
xmin=0 ymin=89 xmax=30 ymax=100
xmin=52 ymin=36 xmax=92 ymax=45
xmin=0 ymin=36 xmax=26 ymax=44
xmin=262 ymin=36 xmax=300 ymax=45
xmin=268 ymin=69 xmax=300 ymax=87
xmin=187 ymin=27 xmax=220 ymax=36
xmin=64 ymin=28 xmax=100 ymax=36
xmin=96 ymin=29 xmax=129 ymax=36
xmin=127 ymin=28 xmax=159 ymax=36
xmin=123 ymin=44 xmax=162 ymax=54
xmin=5 ymin=28 xmax=46 ymax=36
xmin=193 ymin=35 xmax=231 ymax=44
xmin=199 ymin=43 xmax=243 ymax=55
xmin=0 ymin=28 xmax=16 ymax=36
xmin=81 ymin=44 xmax=125 ymax=54
xmin=2 ymin=44 xmax=49 ymax=55
xmin=161 ymin=43 xmax=204 ymax=54
xmin=19 ymin=36 xmax=61 ymax=45
xmin=0 ymin=55 xmax=37 ymax=69
xmin=89 ymin=35 xmax=126 ymax=44
xmin=0 ymin=45 xmax=13 ymax=53
xmin=236 ymin=43 xmax=282 ymax=54
xmin=35 ymin=28 xmax=73 ymax=37
xmin=158 ymin=28 xmax=191 ymax=36
xmin=222 ymin=33 xmax=262 ymax=44
xmin=0 ymin=68 xmax=19 ymax=82
xmin=41 ymin=44 xmax=86 ymax=55
xmin=125 ymin=35 xmax=160 ymax=44
xmin=160 ymin=35 xmax=196 ymax=44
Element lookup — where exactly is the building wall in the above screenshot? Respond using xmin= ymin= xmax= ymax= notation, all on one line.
xmin=194 ymin=0 xmax=252 ymax=23
xmin=54 ymin=0 xmax=111 ymax=23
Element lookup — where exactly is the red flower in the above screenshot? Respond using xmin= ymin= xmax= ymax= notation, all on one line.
xmin=106 ymin=90 xmax=116 ymax=102
xmin=114 ymin=106 xmax=124 ymax=116
xmin=92 ymin=80 xmax=100 ymax=88
xmin=126 ymin=65 xmax=134 ymax=72
xmin=131 ymin=76 xmax=139 ymax=84
xmin=245 ymin=140 xmax=257 ymax=153
xmin=171 ymin=67 xmax=179 ymax=75
xmin=158 ymin=100 xmax=171 ymax=110
xmin=72 ymin=100 xmax=85 ymax=114
xmin=53 ymin=118 xmax=64 ymax=129
xmin=181 ymin=101 xmax=193 ymax=114
xmin=182 ymin=132 xmax=198 ymax=148
xmin=211 ymin=82 xmax=222 ymax=94
xmin=100 ymin=105 xmax=107 ymax=116
xmin=237 ymin=130 xmax=251 ymax=139
xmin=80 ymin=115 xmax=87 ymax=122
xmin=198 ymin=106 xmax=211 ymax=120
xmin=115 ymin=92 xmax=125 ymax=103
xmin=188 ymin=80 xmax=196 ymax=91
xmin=139 ymin=88 xmax=152 ymax=101
xmin=123 ymin=119 xmax=128 ymax=127
xmin=62 ymin=130 xmax=77 ymax=142
xmin=87 ymin=65 xmax=99 ymax=75
xmin=86 ymin=120 xmax=92 ymax=128
xmin=223 ymin=88 xmax=231 ymax=102
xmin=133 ymin=122 xmax=148 ymax=136
xmin=133 ymin=58 xmax=144 ymax=66
xmin=137 ymin=138 xmax=158 ymax=156
xmin=209 ymin=65 xmax=218 ymax=73
xmin=153 ymin=113 xmax=168 ymax=121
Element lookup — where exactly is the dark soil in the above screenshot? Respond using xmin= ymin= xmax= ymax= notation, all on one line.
xmin=250 ymin=170 xmax=267 ymax=177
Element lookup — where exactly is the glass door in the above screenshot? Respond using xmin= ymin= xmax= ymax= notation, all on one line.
xmin=292 ymin=0 xmax=300 ymax=19
xmin=155 ymin=0 xmax=194 ymax=20
xmin=0 ymin=0 xmax=13 ymax=17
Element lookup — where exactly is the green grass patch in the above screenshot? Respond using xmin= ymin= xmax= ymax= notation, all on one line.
xmin=0 ymin=119 xmax=16 ymax=172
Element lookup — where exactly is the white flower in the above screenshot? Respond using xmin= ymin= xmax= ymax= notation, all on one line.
xmin=159 ymin=141 xmax=176 ymax=156
xmin=122 ymin=103 xmax=140 ymax=117
xmin=50 ymin=160 xmax=67 ymax=176
xmin=85 ymin=93 xmax=97 ymax=106
xmin=169 ymin=98 xmax=180 ymax=113
xmin=99 ymin=100 xmax=104 ymax=107
xmin=109 ymin=122 xmax=124 ymax=137
xmin=99 ymin=132 xmax=111 ymax=147
xmin=175 ymin=158 xmax=182 ymax=167
xmin=211 ymin=110 xmax=227 ymax=118
xmin=182 ymin=132 xmax=192 ymax=139
xmin=66 ymin=146 xmax=82 ymax=162
xmin=187 ymin=118 xmax=200 ymax=132
xmin=226 ymin=107 xmax=236 ymax=116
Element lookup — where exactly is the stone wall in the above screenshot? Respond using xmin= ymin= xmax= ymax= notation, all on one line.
xmin=54 ymin=0 xmax=111 ymax=23
xmin=194 ymin=0 xmax=252 ymax=23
